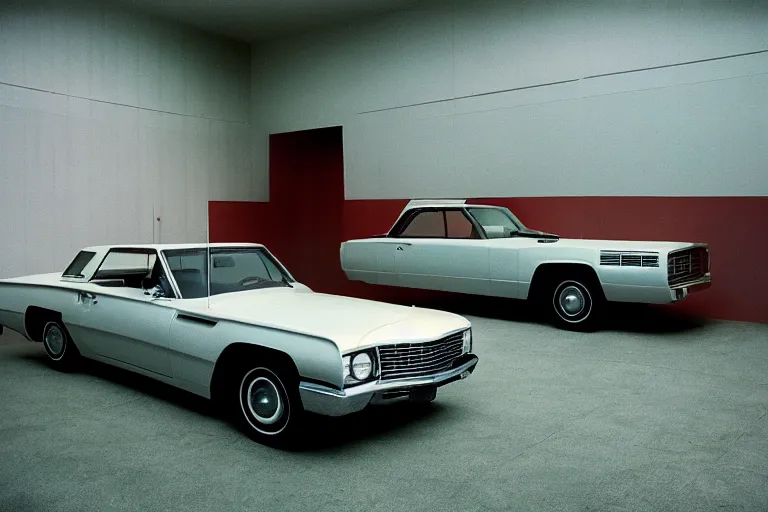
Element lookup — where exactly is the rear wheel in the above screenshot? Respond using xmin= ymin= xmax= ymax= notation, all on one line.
xmin=552 ymin=279 xmax=597 ymax=329
xmin=42 ymin=320 xmax=81 ymax=371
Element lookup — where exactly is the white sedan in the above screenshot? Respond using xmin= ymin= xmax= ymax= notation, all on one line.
xmin=340 ymin=200 xmax=711 ymax=330
xmin=0 ymin=243 xmax=478 ymax=447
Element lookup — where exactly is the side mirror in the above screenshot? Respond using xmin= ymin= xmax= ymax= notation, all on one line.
xmin=157 ymin=275 xmax=173 ymax=298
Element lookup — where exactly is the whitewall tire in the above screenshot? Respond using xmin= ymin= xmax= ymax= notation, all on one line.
xmin=550 ymin=278 xmax=601 ymax=331
xmin=232 ymin=363 xmax=304 ymax=447
xmin=42 ymin=320 xmax=80 ymax=371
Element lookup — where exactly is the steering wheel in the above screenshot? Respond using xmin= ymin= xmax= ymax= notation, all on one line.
xmin=238 ymin=275 xmax=270 ymax=287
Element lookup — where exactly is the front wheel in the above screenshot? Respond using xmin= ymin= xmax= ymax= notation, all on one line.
xmin=232 ymin=364 xmax=304 ymax=447
xmin=550 ymin=278 xmax=601 ymax=331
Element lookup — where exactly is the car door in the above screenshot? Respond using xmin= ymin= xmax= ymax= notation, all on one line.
xmin=394 ymin=209 xmax=490 ymax=295
xmin=363 ymin=240 xmax=400 ymax=286
xmin=67 ymin=249 xmax=175 ymax=377
xmin=341 ymin=238 xmax=400 ymax=286
xmin=465 ymin=206 xmax=525 ymax=299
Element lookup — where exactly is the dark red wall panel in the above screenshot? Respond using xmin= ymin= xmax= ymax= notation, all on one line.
xmin=208 ymin=201 xmax=273 ymax=244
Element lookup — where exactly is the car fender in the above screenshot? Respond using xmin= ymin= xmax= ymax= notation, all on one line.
xmin=166 ymin=315 xmax=343 ymax=398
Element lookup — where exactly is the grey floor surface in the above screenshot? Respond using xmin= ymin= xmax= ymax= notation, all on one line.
xmin=1 ymin=305 xmax=767 ymax=512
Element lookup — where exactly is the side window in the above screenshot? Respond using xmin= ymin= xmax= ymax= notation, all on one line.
xmin=63 ymin=251 xmax=96 ymax=277
xmin=166 ymin=252 xmax=207 ymax=299
xmin=99 ymin=252 xmax=156 ymax=272
xmin=90 ymin=250 xmax=162 ymax=291
xmin=166 ymin=253 xmax=206 ymax=273
xmin=400 ymin=211 xmax=445 ymax=237
xmin=446 ymin=210 xmax=476 ymax=238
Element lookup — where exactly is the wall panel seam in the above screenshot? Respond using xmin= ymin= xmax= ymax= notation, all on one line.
xmin=358 ymin=48 xmax=768 ymax=115
xmin=0 ymin=80 xmax=249 ymax=125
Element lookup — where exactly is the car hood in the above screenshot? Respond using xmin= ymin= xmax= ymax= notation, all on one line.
xmin=188 ymin=287 xmax=470 ymax=353
xmin=555 ymin=238 xmax=698 ymax=252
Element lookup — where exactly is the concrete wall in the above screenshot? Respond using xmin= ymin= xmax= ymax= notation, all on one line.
xmin=0 ymin=1 xmax=253 ymax=278
xmin=251 ymin=0 xmax=768 ymax=200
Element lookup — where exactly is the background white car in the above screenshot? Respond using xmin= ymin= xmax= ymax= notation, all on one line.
xmin=340 ymin=200 xmax=711 ymax=330
xmin=0 ymin=242 xmax=478 ymax=447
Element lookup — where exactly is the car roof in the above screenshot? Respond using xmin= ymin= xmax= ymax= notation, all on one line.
xmin=401 ymin=199 xmax=503 ymax=211
xmin=81 ymin=242 xmax=264 ymax=252
xmin=387 ymin=199 xmax=504 ymax=233
xmin=403 ymin=199 xmax=467 ymax=210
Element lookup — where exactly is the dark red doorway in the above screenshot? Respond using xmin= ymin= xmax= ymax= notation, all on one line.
xmin=267 ymin=126 xmax=347 ymax=294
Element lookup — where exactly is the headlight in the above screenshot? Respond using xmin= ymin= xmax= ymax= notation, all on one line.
xmin=351 ymin=352 xmax=372 ymax=380
xmin=462 ymin=329 xmax=472 ymax=354
xmin=342 ymin=350 xmax=376 ymax=387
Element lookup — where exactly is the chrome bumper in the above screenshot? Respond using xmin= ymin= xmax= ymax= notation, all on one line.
xmin=669 ymin=273 xmax=712 ymax=302
xmin=298 ymin=354 xmax=479 ymax=417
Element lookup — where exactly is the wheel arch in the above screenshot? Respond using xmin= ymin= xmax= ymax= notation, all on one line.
xmin=209 ymin=342 xmax=301 ymax=404
xmin=527 ymin=262 xmax=606 ymax=301
xmin=24 ymin=306 xmax=63 ymax=342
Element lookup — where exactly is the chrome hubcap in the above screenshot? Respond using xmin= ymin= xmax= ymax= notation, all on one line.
xmin=45 ymin=326 xmax=64 ymax=356
xmin=558 ymin=286 xmax=585 ymax=316
xmin=246 ymin=377 xmax=283 ymax=425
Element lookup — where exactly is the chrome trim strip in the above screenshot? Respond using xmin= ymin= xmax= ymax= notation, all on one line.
xmin=342 ymin=326 xmax=469 ymax=356
xmin=669 ymin=243 xmax=709 ymax=255
xmin=669 ymin=273 xmax=711 ymax=290
xmin=298 ymin=355 xmax=478 ymax=416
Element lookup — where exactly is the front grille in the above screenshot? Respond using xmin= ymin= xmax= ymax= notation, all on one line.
xmin=668 ymin=247 xmax=708 ymax=286
xmin=600 ymin=251 xmax=659 ymax=267
xmin=378 ymin=331 xmax=464 ymax=381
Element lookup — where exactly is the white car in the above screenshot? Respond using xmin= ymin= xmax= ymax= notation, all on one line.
xmin=0 ymin=243 xmax=478 ymax=446
xmin=340 ymin=200 xmax=711 ymax=330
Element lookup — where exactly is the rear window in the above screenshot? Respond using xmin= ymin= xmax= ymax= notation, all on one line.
xmin=98 ymin=251 xmax=156 ymax=272
xmin=91 ymin=250 xmax=158 ymax=280
xmin=63 ymin=251 xmax=96 ymax=277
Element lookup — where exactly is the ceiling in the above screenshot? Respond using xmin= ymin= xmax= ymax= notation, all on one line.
xmin=115 ymin=0 xmax=425 ymax=42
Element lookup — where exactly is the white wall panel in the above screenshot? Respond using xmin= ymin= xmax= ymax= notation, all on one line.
xmin=185 ymin=118 xmax=210 ymax=244
xmin=3 ymin=108 xmax=27 ymax=278
xmin=347 ymin=53 xmax=768 ymax=199
xmin=0 ymin=2 xmax=250 ymax=120
xmin=0 ymin=1 xmax=253 ymax=278
xmin=251 ymin=0 xmax=768 ymax=200
xmin=453 ymin=0 xmax=587 ymax=97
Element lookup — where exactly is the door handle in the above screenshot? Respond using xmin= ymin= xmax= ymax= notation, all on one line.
xmin=79 ymin=291 xmax=98 ymax=304
xmin=396 ymin=246 xmax=403 ymax=251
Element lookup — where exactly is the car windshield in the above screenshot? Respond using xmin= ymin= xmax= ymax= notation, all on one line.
xmin=162 ymin=248 xmax=293 ymax=299
xmin=466 ymin=207 xmax=525 ymax=232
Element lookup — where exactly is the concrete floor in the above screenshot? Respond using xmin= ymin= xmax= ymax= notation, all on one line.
xmin=1 ymin=305 xmax=767 ymax=512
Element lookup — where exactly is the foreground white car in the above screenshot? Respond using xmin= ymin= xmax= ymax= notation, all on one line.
xmin=0 ymin=243 xmax=478 ymax=446
xmin=340 ymin=200 xmax=711 ymax=330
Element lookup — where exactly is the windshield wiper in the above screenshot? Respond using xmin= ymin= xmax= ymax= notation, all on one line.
xmin=242 ymin=281 xmax=289 ymax=291
xmin=510 ymin=229 xmax=560 ymax=240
